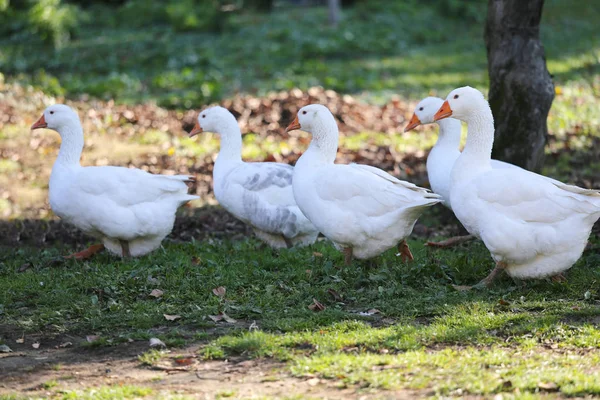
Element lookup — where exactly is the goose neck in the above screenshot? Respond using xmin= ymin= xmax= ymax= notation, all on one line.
xmin=460 ymin=106 xmax=495 ymax=162
xmin=435 ymin=118 xmax=462 ymax=150
xmin=215 ymin=122 xmax=243 ymax=162
xmin=305 ymin=121 xmax=339 ymax=164
xmin=55 ymin=124 xmax=84 ymax=167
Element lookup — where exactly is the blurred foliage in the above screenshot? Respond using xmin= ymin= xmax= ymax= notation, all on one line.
xmin=0 ymin=0 xmax=597 ymax=109
xmin=0 ymin=0 xmax=79 ymax=48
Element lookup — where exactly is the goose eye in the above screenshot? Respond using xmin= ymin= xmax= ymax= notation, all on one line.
xmin=419 ymin=107 xmax=423 ymax=111
xmin=302 ymin=111 xmax=307 ymax=115
xmin=50 ymin=111 xmax=54 ymax=115
xmin=453 ymin=94 xmax=459 ymax=99
xmin=202 ymin=115 xmax=206 ymax=118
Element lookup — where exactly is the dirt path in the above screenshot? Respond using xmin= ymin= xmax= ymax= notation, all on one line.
xmin=0 ymin=334 xmax=419 ymax=399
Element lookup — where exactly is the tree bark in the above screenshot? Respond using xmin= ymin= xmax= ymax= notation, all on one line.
xmin=484 ymin=0 xmax=554 ymax=171
xmin=328 ymin=0 xmax=341 ymax=27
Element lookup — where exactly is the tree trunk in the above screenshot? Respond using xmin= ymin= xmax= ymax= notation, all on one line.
xmin=484 ymin=0 xmax=554 ymax=171
xmin=328 ymin=0 xmax=341 ymax=27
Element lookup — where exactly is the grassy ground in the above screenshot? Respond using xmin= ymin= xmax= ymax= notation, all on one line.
xmin=1 ymin=236 xmax=600 ymax=398
xmin=1 ymin=0 xmax=600 ymax=398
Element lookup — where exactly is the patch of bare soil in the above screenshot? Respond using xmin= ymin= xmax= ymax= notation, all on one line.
xmin=0 ymin=331 xmax=420 ymax=399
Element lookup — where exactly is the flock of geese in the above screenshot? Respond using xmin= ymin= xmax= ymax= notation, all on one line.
xmin=31 ymin=86 xmax=600 ymax=288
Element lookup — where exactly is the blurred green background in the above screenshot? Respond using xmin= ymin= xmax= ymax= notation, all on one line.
xmin=1 ymin=0 xmax=597 ymax=107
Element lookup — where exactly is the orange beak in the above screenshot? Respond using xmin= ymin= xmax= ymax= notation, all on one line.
xmin=31 ymin=114 xmax=47 ymax=130
xmin=403 ymin=113 xmax=422 ymax=132
xmin=433 ymin=100 xmax=453 ymax=121
xmin=285 ymin=116 xmax=301 ymax=133
xmin=188 ymin=121 xmax=203 ymax=138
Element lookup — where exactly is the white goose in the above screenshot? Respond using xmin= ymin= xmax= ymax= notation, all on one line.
xmin=32 ymin=104 xmax=198 ymax=259
xmin=286 ymin=104 xmax=442 ymax=265
xmin=404 ymin=96 xmax=517 ymax=248
xmin=189 ymin=106 xmax=319 ymax=249
xmin=434 ymin=87 xmax=600 ymax=285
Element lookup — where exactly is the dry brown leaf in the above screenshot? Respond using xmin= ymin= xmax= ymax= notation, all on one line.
xmin=86 ymin=335 xmax=100 ymax=343
xmin=308 ymin=298 xmax=325 ymax=312
xmin=149 ymin=289 xmax=164 ymax=298
xmin=306 ymin=377 xmax=320 ymax=386
xmin=359 ymin=308 xmax=380 ymax=316
xmin=208 ymin=314 xmax=223 ymax=322
xmin=15 ymin=337 xmax=24 ymax=344
xmin=191 ymin=256 xmax=202 ymax=265
xmin=538 ymin=382 xmax=559 ymax=391
xmin=312 ymin=252 xmax=323 ymax=257
xmin=164 ymin=314 xmax=181 ymax=321
xmin=149 ymin=338 xmax=166 ymax=348
xmin=208 ymin=312 xmax=236 ymax=323
xmin=174 ymin=357 xmax=195 ymax=366
xmin=212 ymin=286 xmax=226 ymax=297
xmin=58 ymin=342 xmax=73 ymax=348
xmin=18 ymin=263 xmax=32 ymax=273
xmin=452 ymin=284 xmax=473 ymax=292
xmin=327 ymin=288 xmax=343 ymax=302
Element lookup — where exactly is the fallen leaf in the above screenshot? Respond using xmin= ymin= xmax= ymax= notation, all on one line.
xmin=174 ymin=357 xmax=195 ymax=366
xmin=86 ymin=335 xmax=100 ymax=343
xmin=308 ymin=298 xmax=325 ymax=312
xmin=498 ymin=299 xmax=510 ymax=306
xmin=163 ymin=314 xmax=181 ymax=321
xmin=359 ymin=308 xmax=380 ymax=316
xmin=571 ymin=305 xmax=581 ymax=311
xmin=327 ymin=288 xmax=343 ymax=302
xmin=538 ymin=382 xmax=559 ymax=391
xmin=212 ymin=286 xmax=226 ymax=297
xmin=32 ymin=342 xmax=40 ymax=349
xmin=208 ymin=312 xmax=236 ymax=323
xmin=149 ymin=289 xmax=164 ymax=298
xmin=208 ymin=314 xmax=222 ymax=322
xmin=15 ymin=337 xmax=24 ymax=344
xmin=18 ymin=263 xmax=32 ymax=273
xmin=452 ymin=284 xmax=472 ymax=292
xmin=307 ymin=377 xmax=320 ymax=386
xmin=149 ymin=338 xmax=166 ymax=348
xmin=305 ymin=269 xmax=312 ymax=278
xmin=0 ymin=345 xmax=12 ymax=353
xmin=191 ymin=256 xmax=202 ymax=265
xmin=312 ymin=252 xmax=323 ymax=257
xmin=59 ymin=342 xmax=73 ymax=348
xmin=147 ymin=275 xmax=160 ymax=285
xmin=222 ymin=313 xmax=236 ymax=323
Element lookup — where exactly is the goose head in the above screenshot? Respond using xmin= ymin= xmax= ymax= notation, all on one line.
xmin=189 ymin=106 xmax=238 ymax=138
xmin=31 ymin=104 xmax=81 ymax=134
xmin=404 ymin=97 xmax=445 ymax=132
xmin=434 ymin=86 xmax=487 ymax=122
xmin=285 ymin=104 xmax=337 ymax=137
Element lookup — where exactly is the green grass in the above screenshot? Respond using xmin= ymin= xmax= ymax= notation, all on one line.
xmin=59 ymin=385 xmax=153 ymax=400
xmin=1 ymin=234 xmax=600 ymax=396
xmin=0 ymin=0 xmax=598 ymax=107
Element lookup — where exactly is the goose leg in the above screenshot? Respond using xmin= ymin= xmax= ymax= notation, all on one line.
xmin=474 ymin=261 xmax=507 ymax=288
xmin=283 ymin=236 xmax=294 ymax=249
xmin=65 ymin=244 xmax=105 ymax=260
xmin=551 ymin=273 xmax=567 ymax=283
xmin=426 ymin=235 xmax=474 ymax=249
xmin=120 ymin=240 xmax=131 ymax=258
xmin=398 ymin=240 xmax=414 ymax=263
xmin=343 ymin=247 xmax=353 ymax=266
